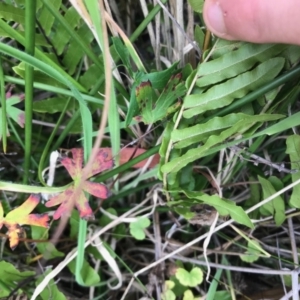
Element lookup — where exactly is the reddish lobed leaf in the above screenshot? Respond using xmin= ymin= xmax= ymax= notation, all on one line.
xmin=46 ymin=148 xmax=113 ymax=220
xmin=100 ymin=147 xmax=160 ymax=169
xmin=0 ymin=194 xmax=49 ymax=249
xmin=45 ymin=187 xmax=94 ymax=220
xmin=83 ymin=181 xmax=111 ymax=199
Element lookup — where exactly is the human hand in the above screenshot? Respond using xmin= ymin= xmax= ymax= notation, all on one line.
xmin=203 ymin=0 xmax=300 ymax=45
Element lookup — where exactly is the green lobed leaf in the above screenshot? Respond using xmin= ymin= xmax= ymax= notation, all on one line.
xmin=240 ymin=240 xmax=262 ymax=263
xmin=0 ymin=3 xmax=25 ymax=24
xmin=172 ymin=113 xmax=253 ymax=149
xmin=196 ymin=44 xmax=286 ymax=88
xmin=182 ymin=190 xmax=254 ymax=228
xmin=183 ymin=57 xmax=285 ymax=118
xmin=258 ymin=176 xmax=285 ymax=226
xmin=175 ymin=267 xmax=203 ymax=287
xmin=38 ymin=0 xmax=62 ymax=37
xmin=52 ymin=6 xmax=81 ymax=55
xmin=286 ymin=135 xmax=300 ymax=208
xmin=162 ymin=114 xmax=284 ymax=173
xmin=129 ymin=217 xmax=151 ymax=240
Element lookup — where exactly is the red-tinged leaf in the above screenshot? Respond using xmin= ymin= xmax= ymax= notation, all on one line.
xmin=45 ymin=187 xmax=94 ymax=220
xmin=83 ymin=181 xmax=111 ymax=199
xmin=7 ymin=224 xmax=23 ymax=249
xmin=0 ymin=194 xmax=49 ymax=249
xmin=46 ymin=148 xmax=113 ymax=220
xmin=61 ymin=148 xmax=84 ymax=179
xmin=87 ymin=149 xmax=114 ymax=178
xmin=99 ymin=147 xmax=160 ymax=169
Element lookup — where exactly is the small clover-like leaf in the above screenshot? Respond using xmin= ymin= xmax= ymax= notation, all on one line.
xmin=129 ymin=217 xmax=151 ymax=240
xmin=45 ymin=148 xmax=113 ymax=220
xmin=0 ymin=194 xmax=49 ymax=249
xmin=175 ymin=267 xmax=203 ymax=287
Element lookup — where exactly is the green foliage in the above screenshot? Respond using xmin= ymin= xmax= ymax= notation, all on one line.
xmin=68 ymin=259 xmax=100 ymax=286
xmin=31 ymin=226 xmax=64 ymax=260
xmin=286 ymin=135 xmax=300 ymax=208
xmin=240 ymin=240 xmax=263 ymax=263
xmin=0 ymin=95 xmax=24 ymax=140
xmin=129 ymin=217 xmax=151 ymax=240
xmin=180 ymin=190 xmax=253 ymax=228
xmin=259 ymin=176 xmax=285 ymax=226
xmin=0 ymin=261 xmax=35 ymax=298
xmin=175 ymin=267 xmax=203 ymax=287
xmin=0 ymin=1 xmax=299 ymax=299
xmin=36 ymin=269 xmax=67 ymax=300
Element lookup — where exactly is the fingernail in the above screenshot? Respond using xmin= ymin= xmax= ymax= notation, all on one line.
xmin=206 ymin=1 xmax=227 ymax=35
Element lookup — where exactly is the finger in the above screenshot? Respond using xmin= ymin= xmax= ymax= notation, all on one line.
xmin=203 ymin=0 xmax=300 ymax=45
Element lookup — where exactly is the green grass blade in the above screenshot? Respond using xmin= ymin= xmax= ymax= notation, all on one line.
xmin=23 ymin=0 xmax=36 ymax=183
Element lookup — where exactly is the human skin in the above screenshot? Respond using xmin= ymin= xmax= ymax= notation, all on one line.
xmin=203 ymin=0 xmax=300 ymax=45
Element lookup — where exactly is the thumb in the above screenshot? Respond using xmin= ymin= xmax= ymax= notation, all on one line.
xmin=203 ymin=0 xmax=300 ymax=45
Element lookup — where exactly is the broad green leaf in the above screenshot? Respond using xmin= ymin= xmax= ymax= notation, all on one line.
xmin=183 ymin=289 xmax=198 ymax=300
xmin=211 ymin=40 xmax=244 ymax=59
xmin=129 ymin=217 xmax=151 ymax=240
xmin=136 ymin=73 xmax=186 ymax=124
xmin=0 ymin=261 xmax=35 ymax=298
xmin=188 ymin=0 xmax=204 ymax=13
xmin=162 ymin=114 xmax=284 ymax=173
xmin=175 ymin=267 xmax=203 ymax=287
xmin=182 ymin=190 xmax=254 ymax=228
xmin=184 ymin=57 xmax=285 ymax=118
xmin=258 ymin=176 xmax=285 ymax=226
xmin=286 ymin=135 xmax=300 ymax=208
xmin=161 ymin=281 xmax=176 ymax=300
xmin=31 ymin=226 xmax=64 ymax=260
xmin=140 ymin=62 xmax=180 ymax=90
xmin=240 ymin=240 xmax=263 ymax=263
xmin=68 ymin=259 xmax=100 ymax=286
xmin=37 ymin=269 xmax=66 ymax=300
xmin=196 ymin=44 xmax=286 ymax=87
xmin=125 ymin=62 xmax=180 ymax=125
xmin=33 ymin=97 xmax=77 ymax=113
